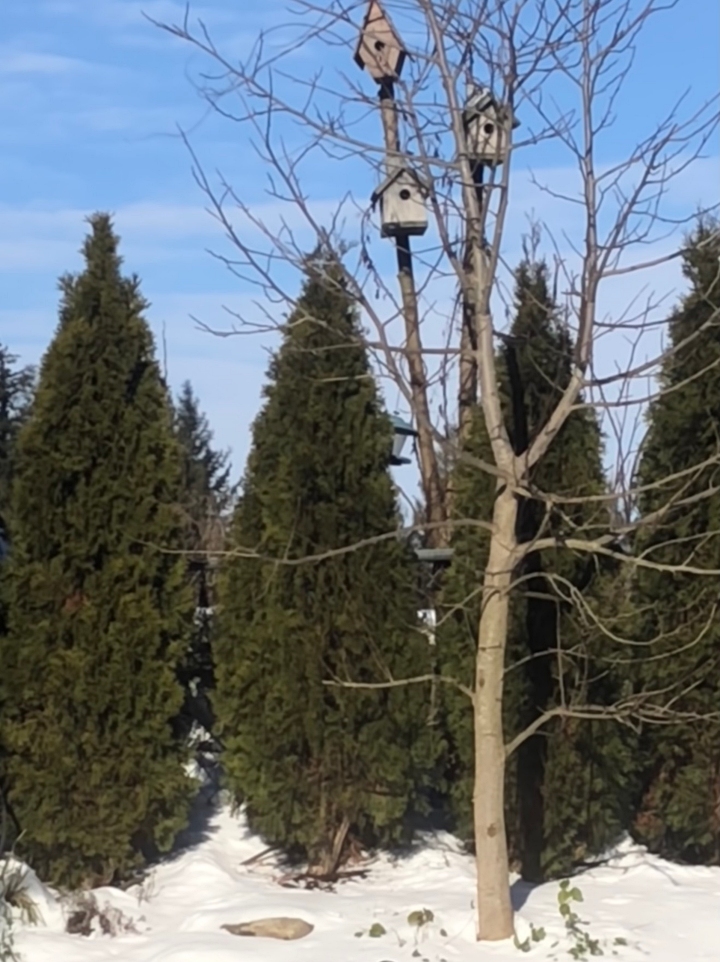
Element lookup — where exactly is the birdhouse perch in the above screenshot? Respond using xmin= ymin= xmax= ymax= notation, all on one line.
xmin=354 ymin=0 xmax=407 ymax=82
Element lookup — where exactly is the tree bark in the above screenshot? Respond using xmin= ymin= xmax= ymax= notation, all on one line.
xmin=474 ymin=486 xmax=517 ymax=941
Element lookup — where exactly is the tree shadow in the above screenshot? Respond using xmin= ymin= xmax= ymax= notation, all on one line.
xmin=169 ymin=779 xmax=222 ymax=857
xmin=510 ymin=877 xmax=538 ymax=911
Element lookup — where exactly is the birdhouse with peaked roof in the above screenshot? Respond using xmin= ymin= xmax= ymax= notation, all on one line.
xmin=354 ymin=0 xmax=407 ymax=82
xmin=372 ymin=167 xmax=429 ymax=237
xmin=462 ymin=85 xmax=519 ymax=166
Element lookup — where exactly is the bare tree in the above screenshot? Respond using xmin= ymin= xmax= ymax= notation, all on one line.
xmin=152 ymin=0 xmax=719 ymax=943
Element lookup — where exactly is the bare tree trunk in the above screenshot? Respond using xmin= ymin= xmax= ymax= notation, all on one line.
xmin=458 ymin=164 xmax=484 ymax=442
xmin=474 ymin=486 xmax=517 ymax=941
xmin=458 ymin=299 xmax=478 ymax=441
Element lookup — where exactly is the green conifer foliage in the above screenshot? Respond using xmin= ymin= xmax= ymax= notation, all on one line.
xmin=213 ymin=261 xmax=438 ymax=872
xmin=0 ymin=347 xmax=34 ymax=556
xmin=174 ymin=381 xmax=233 ymax=722
xmin=0 ymin=346 xmax=34 ymax=602
xmin=175 ymin=381 xmax=232 ymax=521
xmin=0 ymin=346 xmax=34 ymax=846
xmin=633 ymin=219 xmax=720 ymax=863
xmin=0 ymin=215 xmax=194 ymax=886
xmin=439 ymin=260 xmax=633 ymax=879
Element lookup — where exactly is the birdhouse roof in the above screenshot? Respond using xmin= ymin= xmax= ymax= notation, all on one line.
xmin=371 ymin=166 xmax=430 ymax=205
xmin=463 ymin=85 xmax=520 ymax=128
xmin=390 ymin=413 xmax=417 ymax=436
xmin=354 ymin=0 xmax=407 ymax=80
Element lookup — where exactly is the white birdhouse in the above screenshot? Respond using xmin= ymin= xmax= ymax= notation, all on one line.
xmin=371 ymin=167 xmax=429 ymax=238
xmin=354 ymin=0 xmax=407 ymax=82
xmin=462 ymin=86 xmax=519 ymax=167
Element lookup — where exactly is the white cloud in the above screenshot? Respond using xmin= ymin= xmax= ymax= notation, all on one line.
xmin=39 ymin=0 xmax=248 ymax=30
xmin=0 ymin=195 xmax=355 ymax=273
xmin=0 ymin=238 xmax=80 ymax=273
xmin=0 ymin=52 xmax=87 ymax=75
xmin=0 ymin=203 xmax=217 ymax=272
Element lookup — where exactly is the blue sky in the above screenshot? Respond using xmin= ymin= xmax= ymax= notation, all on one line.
xmin=1 ymin=0 xmax=718 ymax=486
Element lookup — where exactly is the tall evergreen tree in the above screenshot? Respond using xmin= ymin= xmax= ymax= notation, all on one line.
xmin=175 ymin=380 xmax=233 ymax=523
xmin=0 ymin=346 xmax=34 ymax=846
xmin=174 ymin=381 xmax=233 ymax=732
xmin=0 ymin=215 xmax=194 ymax=886
xmin=213 ymin=259 xmax=439 ymax=873
xmin=439 ymin=259 xmax=634 ymax=880
xmin=0 ymin=346 xmax=34 ymax=559
xmin=633 ymin=219 xmax=720 ymax=863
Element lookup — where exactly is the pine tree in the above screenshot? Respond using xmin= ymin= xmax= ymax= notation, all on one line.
xmin=174 ymin=381 xmax=233 ymax=732
xmin=175 ymin=380 xmax=233 ymax=523
xmin=633 ymin=218 xmax=720 ymax=863
xmin=213 ymin=259 xmax=439 ymax=873
xmin=439 ymin=259 xmax=634 ymax=879
xmin=0 ymin=215 xmax=194 ymax=886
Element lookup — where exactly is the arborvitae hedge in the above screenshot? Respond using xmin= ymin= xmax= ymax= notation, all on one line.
xmin=213 ymin=259 xmax=439 ymax=872
xmin=633 ymin=219 xmax=720 ymax=863
xmin=439 ymin=259 xmax=635 ymax=880
xmin=0 ymin=215 xmax=194 ymax=886
xmin=0 ymin=345 xmax=34 ymax=623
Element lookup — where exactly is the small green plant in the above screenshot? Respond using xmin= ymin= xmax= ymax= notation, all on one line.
xmin=557 ymin=880 xmax=603 ymax=959
xmin=407 ymin=906 xmax=435 ymax=947
xmin=0 ymin=857 xmax=24 ymax=962
xmin=354 ymin=920 xmax=387 ymax=938
xmin=515 ymin=922 xmax=547 ymax=952
xmin=407 ymin=908 xmax=434 ymax=928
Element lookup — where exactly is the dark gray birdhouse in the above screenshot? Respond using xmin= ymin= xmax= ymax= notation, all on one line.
xmin=462 ymin=85 xmax=519 ymax=166
xmin=354 ymin=0 xmax=407 ymax=82
xmin=372 ymin=167 xmax=429 ymax=237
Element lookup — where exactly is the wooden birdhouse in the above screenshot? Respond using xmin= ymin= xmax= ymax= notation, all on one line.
xmin=462 ymin=85 xmax=519 ymax=166
xmin=354 ymin=0 xmax=407 ymax=82
xmin=371 ymin=167 xmax=429 ymax=237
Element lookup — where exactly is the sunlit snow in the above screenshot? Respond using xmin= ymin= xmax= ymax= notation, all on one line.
xmin=4 ymin=790 xmax=719 ymax=962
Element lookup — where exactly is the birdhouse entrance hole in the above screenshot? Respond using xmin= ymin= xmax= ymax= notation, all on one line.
xmin=354 ymin=1 xmax=407 ymax=81
xmin=399 ymin=188 xmax=411 ymax=200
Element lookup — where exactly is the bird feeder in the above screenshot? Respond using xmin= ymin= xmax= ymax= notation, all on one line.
xmin=372 ymin=167 xmax=429 ymax=238
xmin=390 ymin=413 xmax=417 ymax=465
xmin=354 ymin=0 xmax=407 ymax=82
xmin=462 ymin=85 xmax=519 ymax=167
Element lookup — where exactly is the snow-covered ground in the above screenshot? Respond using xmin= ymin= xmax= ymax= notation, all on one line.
xmin=4 ymin=800 xmax=720 ymax=962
